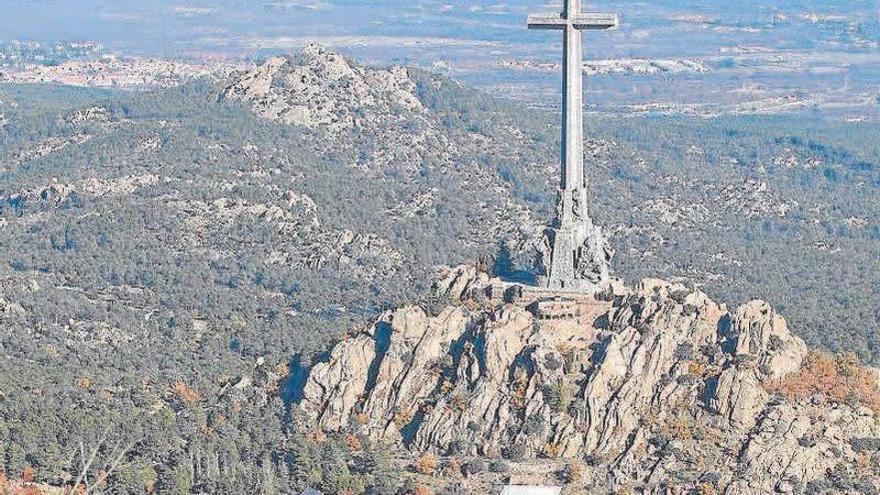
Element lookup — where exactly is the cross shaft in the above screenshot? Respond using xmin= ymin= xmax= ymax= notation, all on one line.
xmin=527 ymin=0 xmax=617 ymax=290
xmin=528 ymin=2 xmax=617 ymax=193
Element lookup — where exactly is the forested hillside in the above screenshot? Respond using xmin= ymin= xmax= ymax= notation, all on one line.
xmin=0 ymin=49 xmax=877 ymax=493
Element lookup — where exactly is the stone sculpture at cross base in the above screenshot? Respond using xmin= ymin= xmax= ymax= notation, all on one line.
xmin=528 ymin=0 xmax=618 ymax=293
xmin=581 ymin=223 xmax=614 ymax=281
xmin=539 ymin=191 xmax=614 ymax=292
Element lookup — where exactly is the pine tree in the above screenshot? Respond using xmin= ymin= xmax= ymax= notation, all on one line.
xmin=288 ymin=413 xmax=322 ymax=489
xmin=361 ymin=439 xmax=398 ymax=494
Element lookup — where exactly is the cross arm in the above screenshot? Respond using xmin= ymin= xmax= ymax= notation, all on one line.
xmin=571 ymin=13 xmax=618 ymax=29
xmin=527 ymin=14 xmax=568 ymax=29
xmin=527 ymin=12 xmax=619 ymax=30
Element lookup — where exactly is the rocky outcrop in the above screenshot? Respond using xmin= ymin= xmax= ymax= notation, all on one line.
xmin=433 ymin=264 xmax=490 ymax=303
xmin=728 ymin=402 xmax=880 ymax=495
xmin=221 ymin=44 xmax=425 ymax=134
xmin=729 ymin=300 xmax=807 ymax=379
xmin=298 ymin=267 xmax=880 ymax=493
xmin=300 ymin=326 xmax=379 ymax=430
xmin=711 ymin=366 xmax=768 ymax=429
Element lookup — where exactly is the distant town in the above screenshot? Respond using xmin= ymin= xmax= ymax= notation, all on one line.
xmin=0 ymin=41 xmax=242 ymax=89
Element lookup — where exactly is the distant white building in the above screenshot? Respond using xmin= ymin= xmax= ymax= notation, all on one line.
xmin=500 ymin=486 xmax=563 ymax=495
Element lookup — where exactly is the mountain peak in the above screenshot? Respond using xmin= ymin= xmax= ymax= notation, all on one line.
xmin=298 ymin=43 xmax=357 ymax=81
xmin=221 ymin=44 xmax=423 ymax=131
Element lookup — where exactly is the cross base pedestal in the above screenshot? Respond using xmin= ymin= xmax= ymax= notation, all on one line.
xmin=543 ymin=225 xmax=600 ymax=294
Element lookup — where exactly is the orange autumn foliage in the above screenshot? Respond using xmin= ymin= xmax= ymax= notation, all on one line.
xmin=20 ymin=466 xmax=34 ymax=483
xmin=274 ymin=362 xmax=291 ymax=378
xmin=412 ymin=485 xmax=434 ymax=495
xmin=414 ymin=453 xmax=439 ymax=475
xmin=393 ymin=409 xmax=413 ymax=427
xmin=697 ymin=483 xmax=715 ymax=495
xmin=344 ymin=433 xmax=362 ymax=452
xmin=445 ymin=458 xmax=462 ymax=477
xmin=172 ymin=380 xmax=201 ymax=403
xmin=541 ymin=442 xmax=561 ymax=458
xmin=564 ymin=459 xmax=585 ymax=483
xmin=767 ymin=351 xmax=880 ymax=415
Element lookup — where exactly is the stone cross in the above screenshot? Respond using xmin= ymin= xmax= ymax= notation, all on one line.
xmin=528 ymin=1 xmax=617 ymax=291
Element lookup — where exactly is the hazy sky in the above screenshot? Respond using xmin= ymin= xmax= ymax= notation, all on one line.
xmin=3 ymin=0 xmax=877 ymax=113
xmin=3 ymin=0 xmax=875 ymax=60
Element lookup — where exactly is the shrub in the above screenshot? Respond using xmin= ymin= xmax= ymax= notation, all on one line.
xmin=767 ymin=351 xmax=880 ymax=415
xmin=440 ymin=380 xmax=454 ymax=394
xmin=445 ymin=458 xmax=462 ymax=477
xmin=274 ymin=362 xmax=291 ymax=378
xmin=798 ymin=435 xmax=818 ymax=448
xmin=414 ymin=453 xmax=439 ymax=475
xmin=697 ymin=483 xmax=715 ymax=495
xmin=393 ymin=409 xmax=414 ymax=427
xmin=700 ymin=472 xmax=721 ymax=486
xmin=503 ymin=444 xmax=530 ymax=462
xmin=524 ymin=414 xmax=546 ymax=436
xmin=489 ymin=460 xmax=509 ymax=473
xmin=21 ymin=465 xmax=35 ymax=483
xmin=674 ymin=343 xmax=694 ymax=361
xmin=172 ymin=380 xmax=201 ymax=403
xmin=463 ymin=458 xmax=486 ymax=476
xmin=544 ymin=354 xmax=562 ymax=371
xmin=344 ymin=433 xmax=362 ymax=452
xmin=851 ymin=438 xmax=880 ymax=453
xmin=450 ymin=394 xmax=469 ymax=413
xmin=511 ymin=375 xmax=528 ymax=410
xmin=541 ymin=442 xmax=561 ymax=458
xmin=564 ymin=460 xmax=585 ymax=483
xmin=354 ymin=412 xmax=369 ymax=426
xmin=660 ymin=413 xmax=696 ymax=442
xmin=688 ymin=361 xmax=708 ymax=377
xmin=547 ymin=378 xmax=573 ymax=414
xmin=412 ymin=485 xmax=434 ymax=495
xmin=446 ymin=440 xmax=465 ymax=456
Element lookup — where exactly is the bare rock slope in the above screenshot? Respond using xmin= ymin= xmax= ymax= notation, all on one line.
xmin=299 ymin=266 xmax=880 ymax=493
xmin=222 ymin=44 xmax=423 ymax=133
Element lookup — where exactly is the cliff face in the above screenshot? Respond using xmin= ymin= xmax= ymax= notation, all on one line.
xmin=299 ymin=266 xmax=880 ymax=493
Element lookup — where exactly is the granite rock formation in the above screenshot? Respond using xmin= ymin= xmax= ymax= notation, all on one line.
xmin=299 ymin=266 xmax=880 ymax=493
